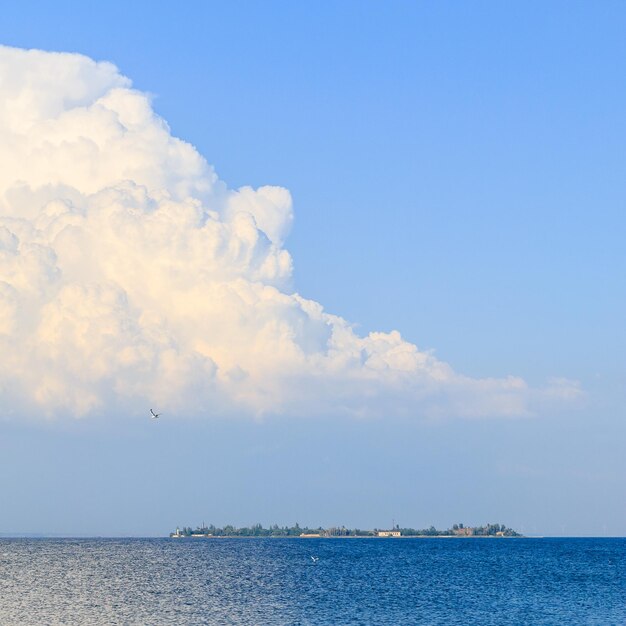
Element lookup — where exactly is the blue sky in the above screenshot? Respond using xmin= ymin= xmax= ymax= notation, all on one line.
xmin=0 ymin=1 xmax=624 ymax=536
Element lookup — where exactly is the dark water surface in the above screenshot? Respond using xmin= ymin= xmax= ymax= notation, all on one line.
xmin=0 ymin=537 xmax=624 ymax=625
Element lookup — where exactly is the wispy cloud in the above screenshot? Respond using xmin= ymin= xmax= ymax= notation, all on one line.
xmin=0 ymin=46 xmax=582 ymax=420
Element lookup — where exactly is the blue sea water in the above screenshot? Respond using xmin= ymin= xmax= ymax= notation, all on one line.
xmin=0 ymin=537 xmax=624 ymax=625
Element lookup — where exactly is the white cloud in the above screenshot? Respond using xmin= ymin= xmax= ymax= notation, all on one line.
xmin=0 ymin=45 xmax=581 ymax=420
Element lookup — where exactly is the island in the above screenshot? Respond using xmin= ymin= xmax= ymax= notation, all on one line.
xmin=169 ymin=522 xmax=521 ymax=538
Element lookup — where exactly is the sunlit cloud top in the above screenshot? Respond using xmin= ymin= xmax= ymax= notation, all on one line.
xmin=0 ymin=45 xmax=581 ymax=420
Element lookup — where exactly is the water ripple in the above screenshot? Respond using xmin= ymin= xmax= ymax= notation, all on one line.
xmin=0 ymin=538 xmax=624 ymax=625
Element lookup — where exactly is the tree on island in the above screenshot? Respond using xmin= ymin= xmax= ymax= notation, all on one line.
xmin=171 ymin=522 xmax=521 ymax=538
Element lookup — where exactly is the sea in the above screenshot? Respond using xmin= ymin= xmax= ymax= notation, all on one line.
xmin=0 ymin=537 xmax=624 ymax=625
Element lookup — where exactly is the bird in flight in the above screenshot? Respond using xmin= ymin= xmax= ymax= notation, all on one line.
xmin=150 ymin=409 xmax=162 ymax=419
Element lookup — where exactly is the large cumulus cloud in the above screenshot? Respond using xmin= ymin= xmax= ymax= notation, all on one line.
xmin=0 ymin=45 xmax=581 ymax=420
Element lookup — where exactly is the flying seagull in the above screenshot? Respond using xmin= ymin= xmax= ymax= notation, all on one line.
xmin=150 ymin=409 xmax=162 ymax=419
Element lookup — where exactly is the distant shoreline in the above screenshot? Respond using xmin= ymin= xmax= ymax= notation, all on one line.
xmin=170 ymin=522 xmax=522 ymax=539
xmin=169 ymin=534 xmax=524 ymax=540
